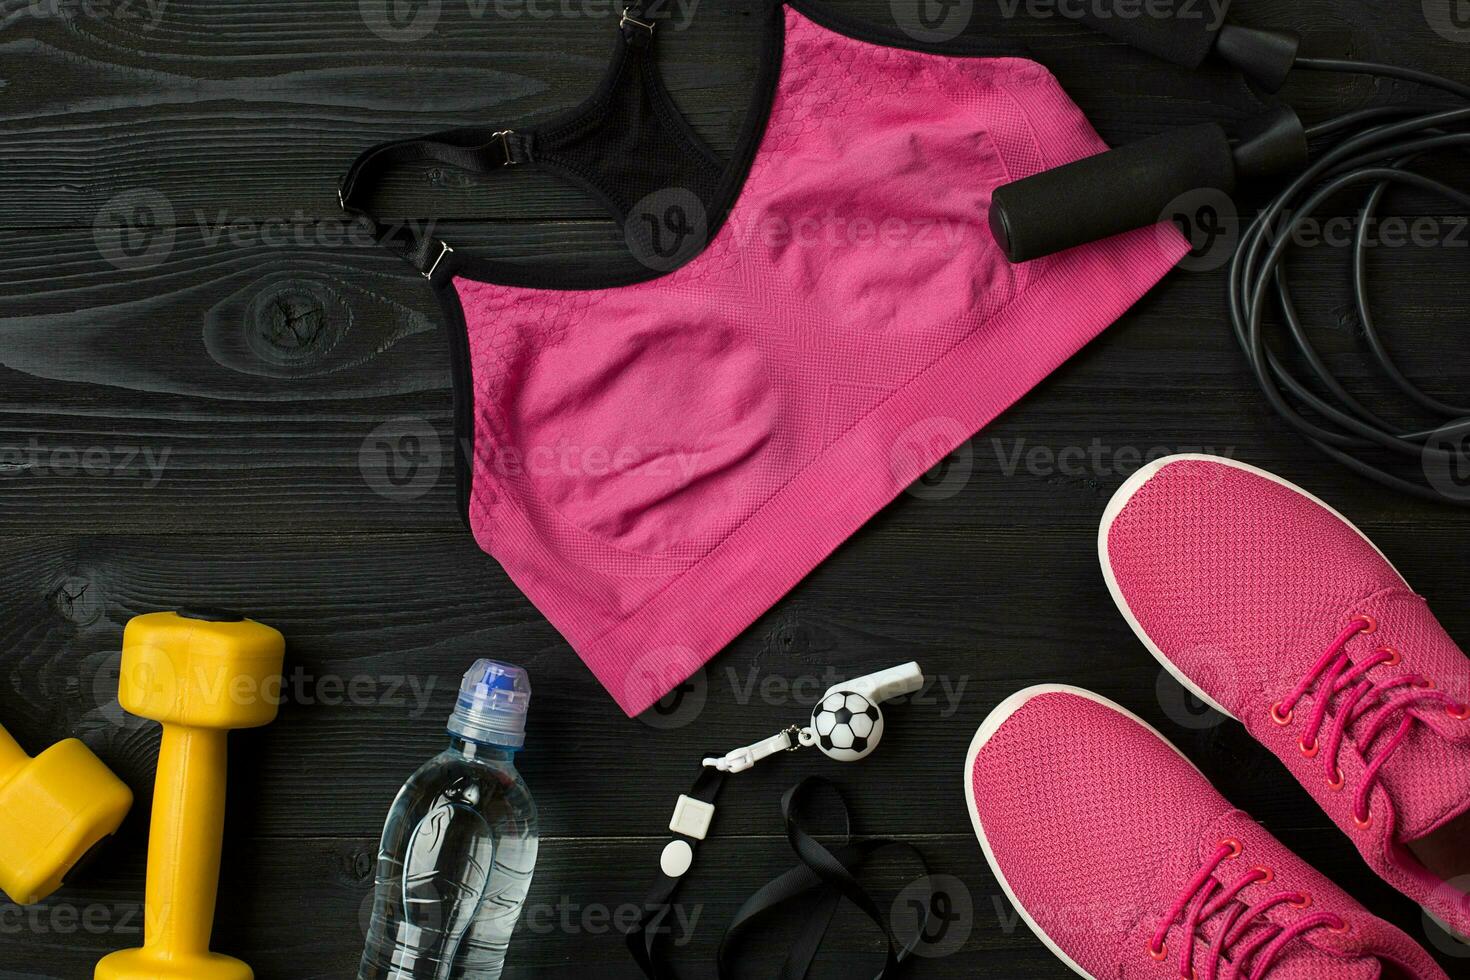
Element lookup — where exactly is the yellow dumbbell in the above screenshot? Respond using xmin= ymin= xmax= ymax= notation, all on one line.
xmin=96 ymin=609 xmax=285 ymax=980
xmin=0 ymin=724 xmax=132 ymax=907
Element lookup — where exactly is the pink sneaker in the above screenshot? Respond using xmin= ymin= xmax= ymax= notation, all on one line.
xmin=1101 ymin=454 xmax=1470 ymax=940
xmin=966 ymin=685 xmax=1451 ymax=980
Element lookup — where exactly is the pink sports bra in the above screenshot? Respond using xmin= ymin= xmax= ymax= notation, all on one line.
xmin=341 ymin=0 xmax=1187 ymax=716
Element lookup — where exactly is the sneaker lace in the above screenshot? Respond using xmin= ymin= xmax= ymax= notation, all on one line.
xmin=1272 ymin=616 xmax=1466 ymax=828
xmin=1149 ymin=840 xmax=1345 ymax=980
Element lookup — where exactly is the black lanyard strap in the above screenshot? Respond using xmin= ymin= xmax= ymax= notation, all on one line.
xmin=628 ymin=763 xmax=728 ymax=980
xmin=629 ymin=773 xmax=931 ymax=980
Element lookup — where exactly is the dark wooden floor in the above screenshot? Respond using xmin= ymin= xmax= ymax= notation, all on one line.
xmin=3 ymin=0 xmax=1470 ymax=976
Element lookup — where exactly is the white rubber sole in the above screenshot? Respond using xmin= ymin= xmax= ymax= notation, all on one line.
xmin=963 ymin=685 xmax=1205 ymax=980
xmin=1096 ymin=453 xmax=1406 ymax=723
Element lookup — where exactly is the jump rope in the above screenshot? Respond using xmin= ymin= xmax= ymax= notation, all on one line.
xmin=989 ymin=4 xmax=1470 ymax=502
xmin=634 ymin=10 xmax=1470 ymax=975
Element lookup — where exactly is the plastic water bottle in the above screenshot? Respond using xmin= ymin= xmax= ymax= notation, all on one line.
xmin=359 ymin=661 xmax=539 ymax=979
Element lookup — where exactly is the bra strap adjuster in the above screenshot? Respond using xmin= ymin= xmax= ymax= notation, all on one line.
xmin=619 ymin=6 xmax=654 ymax=33
xmin=424 ymin=241 xmax=455 ymax=280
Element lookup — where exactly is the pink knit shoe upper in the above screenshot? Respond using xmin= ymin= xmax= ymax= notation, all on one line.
xmin=966 ymin=686 xmax=1450 ymax=980
xmin=1102 ymin=455 xmax=1470 ymax=938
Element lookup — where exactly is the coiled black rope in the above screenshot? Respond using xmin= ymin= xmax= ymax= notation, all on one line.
xmin=1227 ymin=58 xmax=1470 ymax=502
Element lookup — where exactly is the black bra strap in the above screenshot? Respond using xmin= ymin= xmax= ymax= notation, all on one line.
xmin=628 ymin=773 xmax=931 ymax=980
xmin=336 ymin=5 xmax=657 ymax=279
xmin=337 ymin=127 xmax=535 ymax=279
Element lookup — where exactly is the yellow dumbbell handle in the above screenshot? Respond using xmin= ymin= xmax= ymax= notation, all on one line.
xmin=142 ymin=726 xmax=228 ymax=956
xmin=0 ymin=725 xmax=27 ymax=785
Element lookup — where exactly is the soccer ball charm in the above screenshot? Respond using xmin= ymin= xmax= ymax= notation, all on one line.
xmin=702 ymin=664 xmax=919 ymax=774
xmin=810 ymin=690 xmax=885 ymax=762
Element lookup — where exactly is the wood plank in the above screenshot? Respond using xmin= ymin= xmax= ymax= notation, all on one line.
xmin=0 ymin=830 xmax=1449 ymax=979
xmin=2 ymin=0 xmax=1462 ymax=226
xmin=4 ymin=524 xmax=1470 ymax=838
xmin=2 ymin=218 xmax=1469 ymax=531
xmin=4 ymin=0 xmax=1470 ymax=976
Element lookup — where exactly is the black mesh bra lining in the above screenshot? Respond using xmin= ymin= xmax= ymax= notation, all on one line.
xmin=532 ymin=29 xmax=724 ymax=229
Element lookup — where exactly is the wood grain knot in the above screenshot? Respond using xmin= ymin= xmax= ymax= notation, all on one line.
xmin=249 ymin=280 xmax=343 ymax=365
xmin=48 ymin=575 xmax=104 ymax=626
xmin=771 ymin=621 xmax=811 ymax=655
xmin=347 ymin=847 xmax=375 ymax=883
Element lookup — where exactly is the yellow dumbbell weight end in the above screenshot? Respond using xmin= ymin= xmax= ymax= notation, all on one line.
xmin=0 ymin=727 xmax=133 ymax=907
xmin=96 ymin=948 xmax=253 ymax=980
xmin=96 ymin=609 xmax=284 ymax=980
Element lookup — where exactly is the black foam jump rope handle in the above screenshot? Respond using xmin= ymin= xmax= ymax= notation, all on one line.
xmin=1071 ymin=0 xmax=1300 ymax=91
xmin=1073 ymin=0 xmax=1235 ymax=69
xmin=990 ymin=122 xmax=1236 ymax=264
xmin=989 ymin=106 xmax=1306 ymax=264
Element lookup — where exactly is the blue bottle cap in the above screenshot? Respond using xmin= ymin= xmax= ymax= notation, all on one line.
xmin=447 ymin=660 xmax=532 ymax=748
